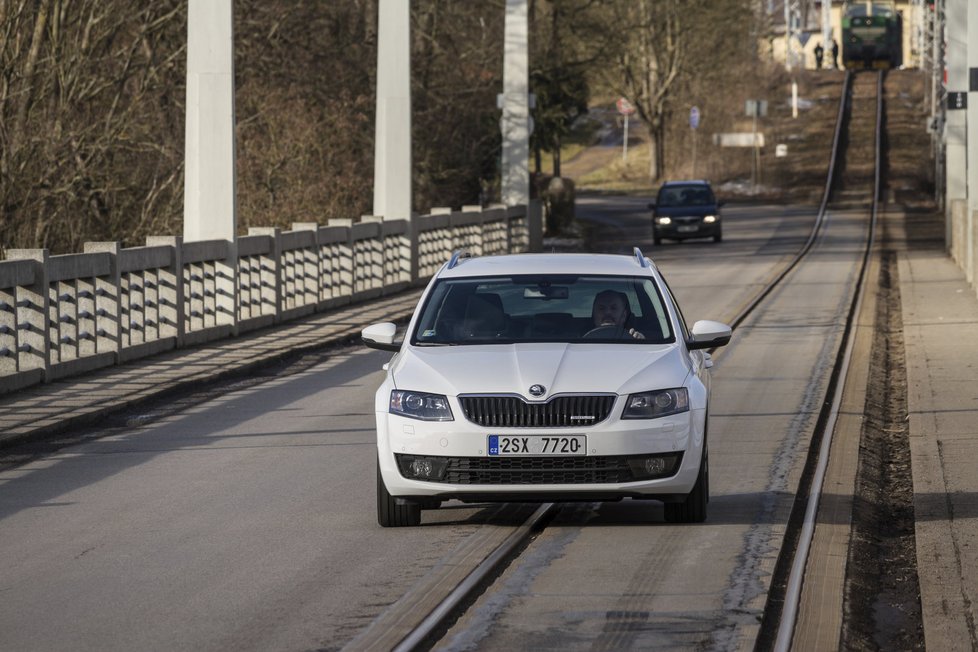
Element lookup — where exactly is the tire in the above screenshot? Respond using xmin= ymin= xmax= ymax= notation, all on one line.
xmin=713 ymin=229 xmax=723 ymax=243
xmin=653 ymin=232 xmax=663 ymax=246
xmin=377 ymin=459 xmax=421 ymax=527
xmin=664 ymin=445 xmax=708 ymax=524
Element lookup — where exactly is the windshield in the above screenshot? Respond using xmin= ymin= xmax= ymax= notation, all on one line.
xmin=845 ymin=2 xmax=896 ymax=18
xmin=656 ymin=185 xmax=715 ymax=207
xmin=412 ymin=275 xmax=675 ymax=345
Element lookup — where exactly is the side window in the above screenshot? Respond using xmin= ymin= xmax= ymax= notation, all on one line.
xmin=659 ymin=276 xmax=689 ymax=342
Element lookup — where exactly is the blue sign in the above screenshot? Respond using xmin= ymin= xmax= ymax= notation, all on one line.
xmin=690 ymin=106 xmax=701 ymax=130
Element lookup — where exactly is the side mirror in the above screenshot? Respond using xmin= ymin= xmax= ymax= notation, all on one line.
xmin=362 ymin=322 xmax=401 ymax=352
xmin=687 ymin=320 xmax=732 ymax=350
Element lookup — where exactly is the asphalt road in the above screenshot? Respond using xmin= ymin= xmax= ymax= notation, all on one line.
xmin=0 ymin=197 xmax=873 ymax=651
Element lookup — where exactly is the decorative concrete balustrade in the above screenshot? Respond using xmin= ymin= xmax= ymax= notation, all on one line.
xmin=0 ymin=203 xmax=541 ymax=394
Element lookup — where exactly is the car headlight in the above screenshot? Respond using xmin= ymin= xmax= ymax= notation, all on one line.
xmin=621 ymin=388 xmax=689 ymax=419
xmin=657 ymin=217 xmax=672 ymax=225
xmin=390 ymin=390 xmax=454 ymax=421
xmin=703 ymin=214 xmax=717 ymax=223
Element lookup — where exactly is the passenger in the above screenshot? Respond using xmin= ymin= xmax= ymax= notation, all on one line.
xmin=590 ymin=290 xmax=645 ymax=340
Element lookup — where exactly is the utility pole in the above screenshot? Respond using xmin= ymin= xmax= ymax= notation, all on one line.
xmin=821 ymin=0 xmax=833 ymax=67
xmin=785 ymin=0 xmax=802 ymax=72
xmin=183 ymin=0 xmax=236 ymax=242
xmin=946 ymin=0 xmax=967 ymax=250
xmin=932 ymin=0 xmax=945 ymax=209
xmin=968 ymin=0 xmax=978 ymax=281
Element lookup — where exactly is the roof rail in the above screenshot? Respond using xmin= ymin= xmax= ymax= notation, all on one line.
xmin=447 ymin=249 xmax=472 ymax=269
xmin=632 ymin=247 xmax=650 ymax=268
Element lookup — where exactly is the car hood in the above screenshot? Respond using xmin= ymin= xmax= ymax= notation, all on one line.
xmin=653 ymin=205 xmax=718 ymax=217
xmin=390 ymin=343 xmax=691 ymax=399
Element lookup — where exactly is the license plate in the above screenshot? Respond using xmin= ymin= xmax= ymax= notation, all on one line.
xmin=488 ymin=435 xmax=586 ymax=456
xmin=677 ymin=225 xmax=699 ymax=233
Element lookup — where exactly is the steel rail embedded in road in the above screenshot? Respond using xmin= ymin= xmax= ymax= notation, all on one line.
xmin=390 ymin=503 xmax=554 ymax=652
xmin=771 ymin=70 xmax=884 ymax=652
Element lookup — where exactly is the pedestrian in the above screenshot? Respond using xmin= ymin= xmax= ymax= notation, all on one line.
xmin=831 ymin=39 xmax=839 ymax=69
xmin=814 ymin=43 xmax=824 ymax=69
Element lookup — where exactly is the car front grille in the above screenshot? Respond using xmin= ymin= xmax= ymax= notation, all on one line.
xmin=459 ymin=394 xmax=616 ymax=428
xmin=438 ymin=455 xmax=634 ymax=485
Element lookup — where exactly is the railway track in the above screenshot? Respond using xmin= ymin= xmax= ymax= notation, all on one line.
xmin=346 ymin=71 xmax=887 ymax=652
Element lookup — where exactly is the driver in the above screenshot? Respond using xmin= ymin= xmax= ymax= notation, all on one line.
xmin=590 ymin=290 xmax=645 ymax=340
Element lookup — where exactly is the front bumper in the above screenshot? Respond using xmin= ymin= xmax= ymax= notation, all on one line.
xmin=653 ymin=219 xmax=720 ymax=240
xmin=376 ymin=403 xmax=706 ymax=501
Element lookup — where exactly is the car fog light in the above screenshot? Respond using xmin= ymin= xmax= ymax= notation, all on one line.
xmin=644 ymin=457 xmax=667 ymax=475
xmin=396 ymin=455 xmax=449 ymax=481
xmin=627 ymin=453 xmax=683 ymax=480
xmin=412 ymin=458 xmax=436 ymax=478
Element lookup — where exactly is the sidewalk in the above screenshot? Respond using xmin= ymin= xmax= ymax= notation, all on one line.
xmin=897 ymin=208 xmax=978 ymax=650
xmin=0 ymin=289 xmax=421 ymax=448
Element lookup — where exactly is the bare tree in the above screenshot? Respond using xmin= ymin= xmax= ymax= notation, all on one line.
xmin=1 ymin=0 xmax=185 ymax=253
xmin=601 ymin=0 xmax=699 ymax=182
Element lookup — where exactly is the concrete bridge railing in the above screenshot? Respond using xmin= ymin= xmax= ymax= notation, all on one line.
xmin=0 ymin=202 xmax=542 ymax=394
xmin=948 ymin=199 xmax=978 ymax=294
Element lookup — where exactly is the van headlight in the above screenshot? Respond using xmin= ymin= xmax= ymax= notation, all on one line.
xmin=390 ymin=390 xmax=454 ymax=421
xmin=621 ymin=388 xmax=689 ymax=419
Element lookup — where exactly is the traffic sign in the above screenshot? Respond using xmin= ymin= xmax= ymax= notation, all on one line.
xmin=690 ymin=106 xmax=700 ymax=129
xmin=616 ymin=97 xmax=636 ymax=116
xmin=745 ymin=99 xmax=768 ymax=117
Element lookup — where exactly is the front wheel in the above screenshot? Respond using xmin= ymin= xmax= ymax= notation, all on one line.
xmin=377 ymin=459 xmax=421 ymax=527
xmin=664 ymin=445 xmax=708 ymax=523
xmin=713 ymin=229 xmax=723 ymax=243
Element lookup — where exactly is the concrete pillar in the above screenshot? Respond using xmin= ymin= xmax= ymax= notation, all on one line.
xmin=184 ymin=0 xmax=237 ymax=242
xmin=373 ymin=0 xmax=412 ymax=221
xmin=945 ymin=0 xmax=967 ymax=250
xmin=501 ymin=0 xmax=530 ymax=207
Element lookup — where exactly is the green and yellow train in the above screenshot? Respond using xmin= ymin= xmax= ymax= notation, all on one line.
xmin=842 ymin=1 xmax=903 ymax=69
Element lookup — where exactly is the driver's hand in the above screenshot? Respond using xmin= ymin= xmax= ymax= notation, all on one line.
xmin=628 ymin=328 xmax=645 ymax=340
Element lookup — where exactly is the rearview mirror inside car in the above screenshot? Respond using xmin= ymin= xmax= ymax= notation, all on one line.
xmin=524 ymin=286 xmax=569 ymax=300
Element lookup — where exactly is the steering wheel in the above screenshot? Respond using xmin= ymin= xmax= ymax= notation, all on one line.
xmin=582 ymin=325 xmax=624 ymax=339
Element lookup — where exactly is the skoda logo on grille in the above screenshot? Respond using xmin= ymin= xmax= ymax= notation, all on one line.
xmin=528 ymin=384 xmax=546 ymax=397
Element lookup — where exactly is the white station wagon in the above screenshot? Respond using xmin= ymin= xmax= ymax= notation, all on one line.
xmin=362 ymin=249 xmax=731 ymax=526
